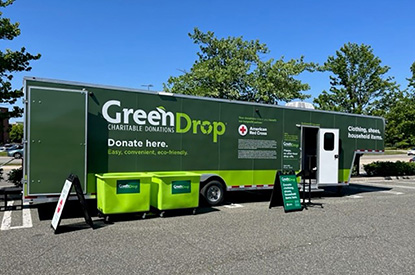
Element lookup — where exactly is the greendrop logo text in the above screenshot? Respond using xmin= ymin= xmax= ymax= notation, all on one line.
xmin=173 ymin=184 xmax=189 ymax=189
xmin=118 ymin=183 xmax=137 ymax=189
xmin=102 ymin=100 xmax=226 ymax=143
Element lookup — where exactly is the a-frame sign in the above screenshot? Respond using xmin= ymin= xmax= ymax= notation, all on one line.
xmin=51 ymin=174 xmax=93 ymax=233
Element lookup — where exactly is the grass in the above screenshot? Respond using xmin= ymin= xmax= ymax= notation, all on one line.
xmin=384 ymin=149 xmax=407 ymax=155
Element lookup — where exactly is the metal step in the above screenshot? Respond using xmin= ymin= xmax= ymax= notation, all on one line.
xmin=298 ymin=180 xmax=324 ymax=192
xmin=299 ymin=186 xmax=324 ymax=192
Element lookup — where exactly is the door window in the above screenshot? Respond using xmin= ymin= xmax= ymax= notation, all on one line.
xmin=324 ymin=133 xmax=335 ymax=151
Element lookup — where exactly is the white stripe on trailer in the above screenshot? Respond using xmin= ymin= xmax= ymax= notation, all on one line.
xmin=227 ymin=185 xmax=274 ymax=191
xmin=24 ymin=193 xmax=97 ymax=205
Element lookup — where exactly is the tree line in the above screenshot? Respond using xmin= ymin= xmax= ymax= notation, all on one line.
xmin=1 ymin=1 xmax=414 ymax=147
xmin=164 ymin=28 xmax=415 ymax=148
xmin=0 ymin=0 xmax=39 ymax=143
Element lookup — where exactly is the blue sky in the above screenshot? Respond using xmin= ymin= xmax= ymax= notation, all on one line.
xmin=2 ymin=0 xmax=415 ymax=118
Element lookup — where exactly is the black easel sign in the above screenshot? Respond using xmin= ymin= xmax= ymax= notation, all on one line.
xmin=51 ymin=174 xmax=93 ymax=232
xmin=269 ymin=172 xmax=302 ymax=212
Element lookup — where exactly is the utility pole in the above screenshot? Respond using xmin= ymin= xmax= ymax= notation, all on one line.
xmin=141 ymin=84 xmax=153 ymax=91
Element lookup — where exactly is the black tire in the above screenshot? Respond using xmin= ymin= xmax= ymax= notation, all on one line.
xmin=13 ymin=152 xmax=22 ymax=159
xmin=201 ymin=180 xmax=225 ymax=206
xmin=336 ymin=186 xmax=343 ymax=196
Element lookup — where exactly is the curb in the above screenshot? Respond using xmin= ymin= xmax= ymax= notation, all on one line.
xmin=351 ymin=176 xmax=415 ymax=182
xmin=1 ymin=166 xmax=22 ymax=170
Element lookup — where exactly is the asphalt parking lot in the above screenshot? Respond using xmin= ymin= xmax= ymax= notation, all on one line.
xmin=1 ymin=177 xmax=415 ymax=274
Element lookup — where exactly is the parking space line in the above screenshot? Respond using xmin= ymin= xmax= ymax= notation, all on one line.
xmin=224 ymin=203 xmax=244 ymax=209
xmin=1 ymin=203 xmax=12 ymax=230
xmin=389 ymin=185 xmax=415 ymax=190
xmin=346 ymin=189 xmax=405 ymax=200
xmin=382 ymin=190 xmax=404 ymax=195
xmin=348 ymin=195 xmax=363 ymax=199
xmin=0 ymin=201 xmax=33 ymax=231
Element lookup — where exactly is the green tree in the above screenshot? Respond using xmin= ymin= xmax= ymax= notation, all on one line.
xmin=9 ymin=122 xmax=22 ymax=142
xmin=384 ymin=92 xmax=415 ymax=147
xmin=1 ymin=0 xmax=41 ymax=119
xmin=384 ymin=62 xmax=415 ymax=147
xmin=164 ymin=28 xmax=315 ymax=104
xmin=408 ymin=61 xmax=415 ymax=91
xmin=314 ymin=42 xmax=398 ymax=115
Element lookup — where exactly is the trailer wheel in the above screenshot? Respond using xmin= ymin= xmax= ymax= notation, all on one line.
xmin=201 ymin=180 xmax=224 ymax=206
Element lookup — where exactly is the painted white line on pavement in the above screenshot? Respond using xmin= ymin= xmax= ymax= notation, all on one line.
xmin=0 ymin=201 xmax=33 ymax=231
xmin=1 ymin=200 xmax=13 ymax=231
xmin=348 ymin=195 xmax=363 ymax=199
xmin=382 ymin=190 xmax=404 ymax=195
xmin=224 ymin=203 xmax=244 ymax=209
xmin=362 ymin=183 xmax=415 ymax=190
xmin=11 ymin=207 xmax=33 ymax=230
xmin=21 ymin=206 xmax=33 ymax=228
xmin=389 ymin=185 xmax=415 ymax=190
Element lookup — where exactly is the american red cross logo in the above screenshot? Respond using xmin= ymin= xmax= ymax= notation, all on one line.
xmin=57 ymin=200 xmax=63 ymax=214
xmin=238 ymin=124 xmax=248 ymax=136
xmin=240 ymin=126 xmax=247 ymax=134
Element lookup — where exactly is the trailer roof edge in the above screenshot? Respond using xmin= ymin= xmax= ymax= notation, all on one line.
xmin=23 ymin=76 xmax=385 ymax=120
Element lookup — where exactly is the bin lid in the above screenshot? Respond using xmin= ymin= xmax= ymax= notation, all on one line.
xmin=95 ymin=172 xmax=153 ymax=179
xmin=150 ymin=171 xmax=201 ymax=178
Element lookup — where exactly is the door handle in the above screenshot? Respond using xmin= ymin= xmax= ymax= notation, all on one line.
xmin=334 ymin=154 xmax=339 ymax=159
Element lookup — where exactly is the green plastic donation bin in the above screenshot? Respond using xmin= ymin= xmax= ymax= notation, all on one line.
xmin=96 ymin=173 xmax=152 ymax=215
xmin=150 ymin=172 xmax=201 ymax=212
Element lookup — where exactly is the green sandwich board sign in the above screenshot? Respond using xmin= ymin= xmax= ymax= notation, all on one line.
xmin=279 ymin=174 xmax=302 ymax=211
xmin=269 ymin=172 xmax=302 ymax=212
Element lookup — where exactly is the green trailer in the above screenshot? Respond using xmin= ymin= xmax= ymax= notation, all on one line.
xmin=23 ymin=77 xmax=385 ymax=206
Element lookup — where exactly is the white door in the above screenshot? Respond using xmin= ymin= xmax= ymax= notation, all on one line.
xmin=317 ymin=128 xmax=339 ymax=185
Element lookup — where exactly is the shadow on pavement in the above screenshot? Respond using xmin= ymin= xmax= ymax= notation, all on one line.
xmin=36 ymin=183 xmax=393 ymax=225
xmin=324 ymin=184 xmax=392 ymax=197
xmin=224 ymin=190 xmax=272 ymax=204
xmin=225 ymin=184 xmax=393 ymax=204
xmin=37 ymin=200 xmax=98 ymax=221
xmin=37 ymin=199 xmax=220 ymax=223
xmin=54 ymin=220 xmax=108 ymax=234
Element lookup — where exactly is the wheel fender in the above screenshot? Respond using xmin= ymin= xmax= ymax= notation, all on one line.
xmin=200 ymin=174 xmax=226 ymax=189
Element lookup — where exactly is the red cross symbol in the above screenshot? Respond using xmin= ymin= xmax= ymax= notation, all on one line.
xmin=239 ymin=124 xmax=248 ymax=136
xmin=240 ymin=126 xmax=247 ymax=134
xmin=57 ymin=199 xmax=63 ymax=214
